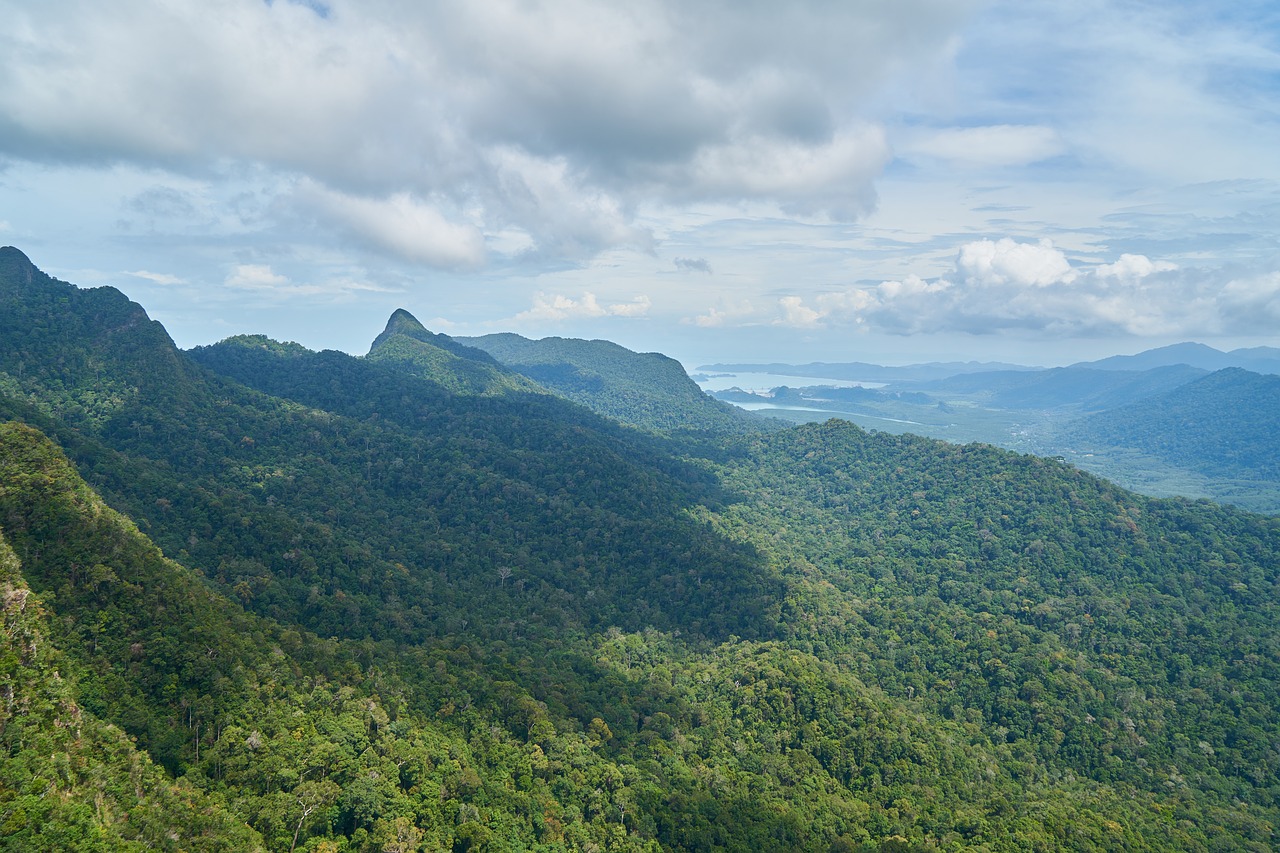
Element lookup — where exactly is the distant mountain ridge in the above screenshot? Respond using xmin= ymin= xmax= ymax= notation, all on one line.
xmin=699 ymin=342 xmax=1280 ymax=384
xmin=696 ymin=339 xmax=1279 ymax=511
xmin=1073 ymin=341 xmax=1280 ymax=374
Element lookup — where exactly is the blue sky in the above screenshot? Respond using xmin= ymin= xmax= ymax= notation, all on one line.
xmin=2 ymin=0 xmax=1278 ymax=367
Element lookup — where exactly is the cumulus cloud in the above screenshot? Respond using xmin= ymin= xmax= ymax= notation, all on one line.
xmin=956 ymin=238 xmax=1076 ymax=288
xmin=483 ymin=147 xmax=651 ymax=259
xmin=0 ymin=0 xmax=973 ymax=263
xmin=225 ymin=264 xmax=291 ymax=291
xmin=677 ymin=126 xmax=889 ymax=218
xmin=513 ymin=292 xmax=651 ymax=323
xmin=1096 ymin=253 xmax=1178 ymax=279
xmin=1219 ymin=271 xmax=1280 ymax=328
xmin=776 ymin=295 xmax=821 ymax=327
xmin=690 ymin=300 xmax=762 ymax=328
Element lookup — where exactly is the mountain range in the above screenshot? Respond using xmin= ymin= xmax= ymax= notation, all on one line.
xmin=702 ymin=342 xmax=1280 ymax=381
xmin=3 ymin=245 xmax=1280 ymax=852
xmin=1072 ymin=341 xmax=1280 ymax=374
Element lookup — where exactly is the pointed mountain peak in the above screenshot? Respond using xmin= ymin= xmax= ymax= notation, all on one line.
xmin=370 ymin=308 xmax=437 ymax=353
xmin=383 ymin=308 xmax=428 ymax=336
xmin=0 ymin=245 xmax=34 ymax=265
xmin=368 ymin=309 xmax=503 ymax=368
xmin=0 ymin=246 xmax=39 ymax=289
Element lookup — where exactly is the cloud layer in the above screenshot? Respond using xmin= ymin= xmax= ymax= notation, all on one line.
xmin=0 ymin=0 xmax=966 ymax=266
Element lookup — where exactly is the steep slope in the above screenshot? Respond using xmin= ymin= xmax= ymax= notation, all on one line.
xmin=0 ymin=527 xmax=264 ymax=852
xmin=2 ymin=422 xmax=1252 ymax=852
xmin=0 ymin=422 xmax=673 ymax=851
xmin=0 ymin=246 xmax=207 ymax=434
xmin=1 ymin=249 xmax=780 ymax=646
xmin=365 ymin=308 xmax=545 ymax=396
xmin=186 ymin=334 xmax=781 ymax=642
xmin=462 ymin=331 xmax=769 ymax=433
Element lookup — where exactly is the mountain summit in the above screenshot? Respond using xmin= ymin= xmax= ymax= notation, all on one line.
xmin=366 ymin=308 xmax=541 ymax=395
xmin=0 ymin=245 xmax=38 ymax=290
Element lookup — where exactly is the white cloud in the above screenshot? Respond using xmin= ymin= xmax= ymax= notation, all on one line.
xmin=0 ymin=0 xmax=973 ymax=263
xmin=483 ymin=147 xmax=652 ymax=258
xmin=677 ymin=126 xmax=890 ymax=218
xmin=905 ymin=125 xmax=1063 ymax=168
xmin=1219 ymin=270 xmax=1280 ymax=328
xmin=775 ymin=295 xmax=821 ymax=327
xmin=689 ymin=299 xmax=764 ymax=328
xmin=513 ymin=291 xmax=651 ymax=323
xmin=127 ymin=269 xmax=185 ymax=285
xmin=1096 ymin=253 xmax=1178 ymax=280
xmin=223 ymin=262 xmax=396 ymax=301
xmin=609 ymin=295 xmax=653 ymax=318
xmin=957 ymin=238 xmax=1076 ymax=288
xmin=225 ymin=264 xmax=291 ymax=291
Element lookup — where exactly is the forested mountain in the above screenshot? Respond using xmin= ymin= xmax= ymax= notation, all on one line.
xmin=4 ymin=244 xmax=1280 ymax=851
xmin=462 ymin=332 xmax=767 ymax=433
xmin=1058 ymin=368 xmax=1280 ymax=483
xmin=366 ymin=309 xmax=546 ymax=397
xmin=0 ymin=499 xmax=265 ymax=852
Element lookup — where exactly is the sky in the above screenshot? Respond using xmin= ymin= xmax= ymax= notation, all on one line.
xmin=2 ymin=0 xmax=1279 ymax=368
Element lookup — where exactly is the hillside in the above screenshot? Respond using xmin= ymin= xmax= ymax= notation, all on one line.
xmin=463 ymin=331 xmax=769 ymax=433
xmin=1055 ymin=368 xmax=1280 ymax=511
xmin=0 ymin=516 xmax=264 ymax=852
xmin=7 ymin=417 xmax=1276 ymax=851
xmin=4 ymin=245 xmax=1280 ymax=850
